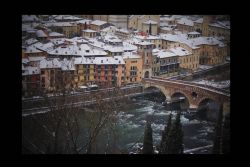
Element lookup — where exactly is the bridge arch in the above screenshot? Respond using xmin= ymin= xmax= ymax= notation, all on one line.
xmin=143 ymin=84 xmax=171 ymax=101
xmin=197 ymin=97 xmax=221 ymax=121
xmin=198 ymin=96 xmax=218 ymax=107
xmin=170 ymin=91 xmax=190 ymax=110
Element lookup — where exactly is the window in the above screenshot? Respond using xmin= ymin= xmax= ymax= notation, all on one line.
xmin=105 ymin=77 xmax=108 ymax=80
xmin=41 ymin=70 xmax=45 ymax=75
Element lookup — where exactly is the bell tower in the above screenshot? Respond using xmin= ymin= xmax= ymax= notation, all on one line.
xmin=136 ymin=41 xmax=154 ymax=78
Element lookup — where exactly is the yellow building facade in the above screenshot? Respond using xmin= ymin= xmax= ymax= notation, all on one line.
xmin=123 ymin=53 xmax=143 ymax=84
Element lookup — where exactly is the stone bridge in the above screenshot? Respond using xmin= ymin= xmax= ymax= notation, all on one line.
xmin=142 ymin=77 xmax=230 ymax=114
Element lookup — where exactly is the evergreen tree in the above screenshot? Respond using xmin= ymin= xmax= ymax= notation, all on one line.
xmin=142 ymin=116 xmax=153 ymax=154
xmin=213 ymin=104 xmax=223 ymax=154
xmin=222 ymin=113 xmax=230 ymax=154
xmin=166 ymin=111 xmax=184 ymax=154
xmin=159 ymin=114 xmax=172 ymax=154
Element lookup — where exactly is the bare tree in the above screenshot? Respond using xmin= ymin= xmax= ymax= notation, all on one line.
xmin=22 ymin=73 xmax=130 ymax=154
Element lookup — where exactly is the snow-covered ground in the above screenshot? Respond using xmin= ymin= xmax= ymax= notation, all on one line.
xmin=194 ymin=79 xmax=230 ymax=89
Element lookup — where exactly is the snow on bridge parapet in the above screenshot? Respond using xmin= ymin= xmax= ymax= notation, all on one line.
xmin=143 ymin=78 xmax=230 ymax=98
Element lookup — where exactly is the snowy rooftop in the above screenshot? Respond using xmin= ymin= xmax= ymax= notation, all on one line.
xmin=188 ymin=31 xmax=201 ymax=35
xmin=153 ymin=48 xmax=160 ymax=54
xmin=134 ymin=35 xmax=160 ymax=40
xmin=160 ymin=33 xmax=225 ymax=49
xmin=116 ymin=28 xmax=130 ymax=33
xmin=106 ymin=46 xmax=124 ymax=53
xmin=188 ymin=37 xmax=225 ymax=47
xmin=88 ymin=38 xmax=136 ymax=52
xmin=123 ymin=52 xmax=141 ymax=59
xmin=22 ymin=58 xmax=29 ymax=64
xmin=40 ymin=58 xmax=61 ymax=69
xmin=100 ymin=26 xmax=117 ymax=32
xmin=194 ymin=18 xmax=203 ymax=24
xmin=44 ymin=22 xmax=76 ymax=27
xmin=157 ymin=50 xmax=177 ymax=58
xmin=48 ymin=44 xmax=107 ymax=56
xmin=25 ymin=38 xmax=38 ymax=46
xmin=74 ymin=56 xmax=125 ymax=65
xmin=160 ymin=27 xmax=173 ymax=31
xmin=123 ymin=42 xmax=137 ymax=51
xmin=177 ymin=18 xmax=194 ymax=26
xmin=76 ymin=19 xmax=92 ymax=24
xmin=160 ymin=33 xmax=182 ymax=43
xmin=50 ymin=38 xmax=68 ymax=46
xmin=22 ymin=66 xmax=40 ymax=76
xmin=143 ymin=20 xmax=158 ymax=24
xmin=54 ymin=15 xmax=82 ymax=21
xmin=169 ymin=47 xmax=192 ymax=56
xmin=104 ymin=34 xmax=122 ymax=43
xmin=82 ymin=29 xmax=97 ymax=33
xmin=22 ymin=24 xmax=36 ymax=32
xmin=36 ymin=30 xmax=48 ymax=38
xmin=94 ymin=56 xmax=125 ymax=65
xmin=61 ymin=58 xmax=75 ymax=71
xmin=22 ymin=15 xmax=40 ymax=22
xmin=30 ymin=42 xmax=55 ymax=52
xmin=70 ymin=37 xmax=89 ymax=44
xmin=209 ymin=22 xmax=230 ymax=30
xmin=160 ymin=17 xmax=174 ymax=21
xmin=25 ymin=45 xmax=43 ymax=53
xmin=134 ymin=40 xmax=154 ymax=45
xmin=49 ymin=32 xmax=65 ymax=37
xmin=28 ymin=56 xmax=46 ymax=62
xmin=74 ymin=57 xmax=93 ymax=64
xmin=91 ymin=20 xmax=107 ymax=26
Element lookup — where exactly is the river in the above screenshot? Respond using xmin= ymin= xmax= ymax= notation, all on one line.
xmin=22 ymin=92 xmax=217 ymax=154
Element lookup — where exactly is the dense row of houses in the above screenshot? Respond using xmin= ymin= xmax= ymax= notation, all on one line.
xmin=22 ymin=15 xmax=229 ymax=97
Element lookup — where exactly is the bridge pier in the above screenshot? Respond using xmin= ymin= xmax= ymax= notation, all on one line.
xmin=223 ymin=101 xmax=230 ymax=115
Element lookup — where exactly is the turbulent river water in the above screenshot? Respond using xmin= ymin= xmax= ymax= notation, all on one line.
xmin=22 ymin=92 xmax=217 ymax=154
xmin=113 ymin=95 xmax=215 ymax=154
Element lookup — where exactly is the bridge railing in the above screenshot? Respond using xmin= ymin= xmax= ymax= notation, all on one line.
xmin=143 ymin=77 xmax=230 ymax=97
